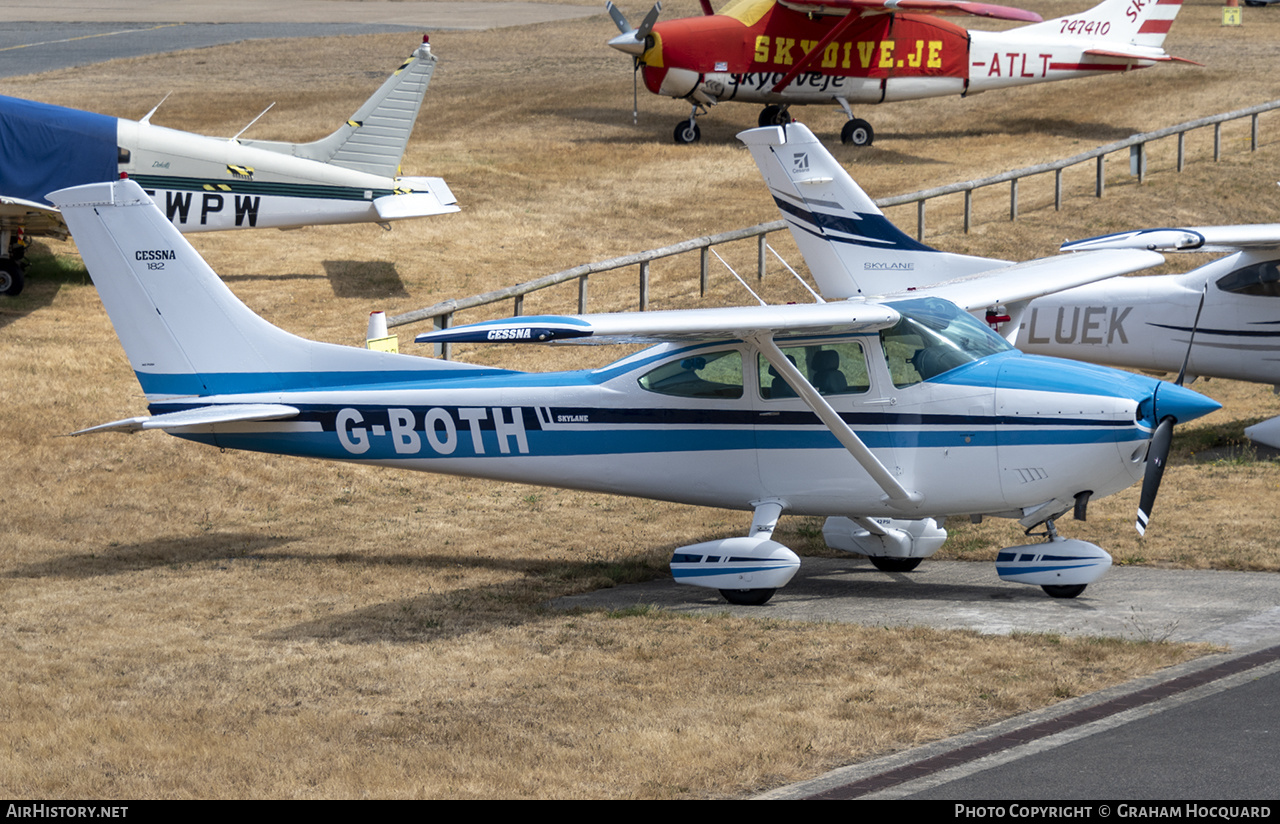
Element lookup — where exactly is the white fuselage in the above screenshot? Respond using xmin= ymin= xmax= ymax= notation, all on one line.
xmin=150 ymin=337 xmax=1156 ymax=519
xmin=116 ymin=120 xmax=454 ymax=232
xmin=1017 ymin=252 xmax=1280 ymax=386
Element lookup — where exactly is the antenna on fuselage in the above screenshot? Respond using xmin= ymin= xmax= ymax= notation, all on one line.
xmin=139 ymin=92 xmax=172 ymax=125
xmin=231 ymin=102 xmax=276 ymax=142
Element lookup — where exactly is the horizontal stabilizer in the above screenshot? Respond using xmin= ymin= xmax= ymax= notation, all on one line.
xmin=72 ymin=404 xmax=299 ymax=436
xmin=415 ymin=302 xmax=902 ymax=346
xmin=373 ymin=176 xmax=459 ymax=220
xmin=1064 ymin=225 xmax=1280 ymax=254
xmin=885 ymin=249 xmax=1165 ymax=311
xmin=1082 ymin=48 xmax=1200 ymax=66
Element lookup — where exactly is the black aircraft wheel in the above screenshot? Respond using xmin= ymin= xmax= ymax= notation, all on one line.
xmin=841 ymin=118 xmax=874 ymax=147
xmin=673 ymin=121 xmax=702 ymax=144
xmin=0 ymin=260 xmax=23 ymax=297
xmin=868 ymin=556 xmax=922 ymax=573
xmin=719 ymin=588 xmax=776 ymax=606
xmin=1042 ymin=584 xmax=1087 ymax=599
xmin=758 ymin=105 xmax=792 ymax=128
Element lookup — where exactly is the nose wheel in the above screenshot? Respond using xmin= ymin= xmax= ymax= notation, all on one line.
xmin=673 ymin=119 xmax=701 ymax=144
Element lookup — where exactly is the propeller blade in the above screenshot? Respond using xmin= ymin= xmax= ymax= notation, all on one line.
xmin=1136 ymin=417 xmax=1174 ymax=536
xmin=1174 ymin=284 xmax=1208 ymax=387
xmin=606 ymin=1 xmax=631 ymax=34
xmin=636 ymin=2 xmax=662 ymax=39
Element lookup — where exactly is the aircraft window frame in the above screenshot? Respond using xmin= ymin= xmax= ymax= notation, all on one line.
xmin=881 ymin=298 xmax=1011 ymax=388
xmin=637 ymin=349 xmax=745 ymax=400
xmin=1216 ymin=259 xmax=1280 ymax=298
xmin=757 ymin=340 xmax=871 ymax=400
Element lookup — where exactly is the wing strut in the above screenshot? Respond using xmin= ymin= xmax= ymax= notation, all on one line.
xmin=770 ymin=12 xmax=866 ymax=94
xmin=753 ymin=334 xmax=922 ymax=509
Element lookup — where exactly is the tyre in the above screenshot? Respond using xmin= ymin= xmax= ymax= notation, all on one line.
xmin=841 ymin=118 xmax=874 ymax=147
xmin=719 ymin=588 xmax=776 ymax=606
xmin=868 ymin=556 xmax=922 ymax=573
xmin=0 ymin=261 xmax=24 ymax=297
xmin=758 ymin=105 xmax=792 ymax=128
xmin=673 ymin=121 xmax=701 ymax=144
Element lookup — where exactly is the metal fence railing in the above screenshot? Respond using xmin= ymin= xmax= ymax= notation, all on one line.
xmin=389 ymin=99 xmax=1280 ymax=359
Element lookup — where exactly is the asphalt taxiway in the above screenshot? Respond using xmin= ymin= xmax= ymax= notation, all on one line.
xmin=556 ymin=559 xmax=1280 ymax=800
xmin=1 ymin=2 xmax=597 ymax=77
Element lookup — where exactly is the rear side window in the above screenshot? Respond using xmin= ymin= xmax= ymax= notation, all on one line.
xmin=759 ymin=341 xmax=870 ymax=399
xmin=638 ymin=350 xmax=744 ymax=399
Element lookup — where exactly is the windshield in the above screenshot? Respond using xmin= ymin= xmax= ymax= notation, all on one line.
xmin=881 ymin=298 xmax=1011 ymax=387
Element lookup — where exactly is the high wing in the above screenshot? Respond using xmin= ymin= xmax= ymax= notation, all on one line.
xmin=778 ymin=0 xmax=1042 ymax=21
xmin=413 ymin=297 xmax=920 ymax=507
xmin=415 ymin=301 xmax=901 ymax=346
xmin=1063 ymin=226 xmax=1280 ymax=254
xmin=878 ymin=249 xmax=1165 ymax=311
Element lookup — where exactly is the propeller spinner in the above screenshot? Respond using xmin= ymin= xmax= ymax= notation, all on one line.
xmin=606 ymin=1 xmax=662 ymax=55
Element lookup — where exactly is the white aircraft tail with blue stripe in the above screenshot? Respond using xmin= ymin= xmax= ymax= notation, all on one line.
xmin=49 ymin=179 xmax=485 ymax=402
xmin=739 ymin=124 xmax=1007 ymax=300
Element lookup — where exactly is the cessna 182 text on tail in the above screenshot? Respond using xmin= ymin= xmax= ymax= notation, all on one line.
xmin=1014 ymin=224 xmax=1280 ymax=449
xmin=0 ymin=37 xmax=457 ymax=297
xmin=607 ymin=0 xmax=1189 ymax=145
xmin=52 ymin=125 xmax=1218 ymax=607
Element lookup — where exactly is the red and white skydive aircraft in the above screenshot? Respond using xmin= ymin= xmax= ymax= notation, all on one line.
xmin=607 ymin=0 xmax=1190 ymax=145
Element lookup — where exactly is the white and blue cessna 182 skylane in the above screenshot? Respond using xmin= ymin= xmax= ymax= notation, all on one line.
xmin=51 ymin=126 xmax=1218 ymax=607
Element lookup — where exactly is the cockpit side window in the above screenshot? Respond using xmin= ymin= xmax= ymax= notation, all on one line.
xmin=638 ymin=349 xmax=744 ymax=399
xmin=758 ymin=341 xmax=870 ymax=399
xmin=1216 ymin=260 xmax=1280 ymax=297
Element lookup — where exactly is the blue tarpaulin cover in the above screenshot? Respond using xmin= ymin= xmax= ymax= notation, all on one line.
xmin=0 ymin=95 xmax=117 ymax=207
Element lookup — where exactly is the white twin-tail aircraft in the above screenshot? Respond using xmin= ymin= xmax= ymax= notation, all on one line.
xmin=0 ymin=37 xmax=456 ymax=296
xmin=53 ymin=127 xmax=1217 ymax=607
xmin=1016 ymin=225 xmax=1280 ymax=448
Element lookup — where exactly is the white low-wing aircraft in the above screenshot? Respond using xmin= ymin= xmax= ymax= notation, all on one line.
xmin=1015 ymin=225 xmax=1280 ymax=448
xmin=0 ymin=37 xmax=457 ymax=296
xmin=52 ymin=129 xmax=1218 ymax=606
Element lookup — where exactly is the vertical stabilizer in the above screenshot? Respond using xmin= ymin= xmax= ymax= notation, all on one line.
xmin=48 ymin=179 xmax=486 ymax=401
xmin=241 ymin=39 xmax=440 ymax=177
xmin=1014 ymin=0 xmax=1183 ymax=49
xmin=738 ymin=124 xmax=1007 ymax=299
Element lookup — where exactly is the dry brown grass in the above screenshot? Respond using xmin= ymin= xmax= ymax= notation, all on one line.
xmin=0 ymin=1 xmax=1276 ymax=798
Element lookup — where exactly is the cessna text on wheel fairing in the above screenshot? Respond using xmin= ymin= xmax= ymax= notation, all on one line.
xmin=1017 ymin=223 xmax=1280 ymax=450
xmin=0 ymin=37 xmax=457 ymax=297
xmin=607 ymin=0 xmax=1190 ymax=145
xmin=53 ymin=130 xmax=1217 ymax=607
